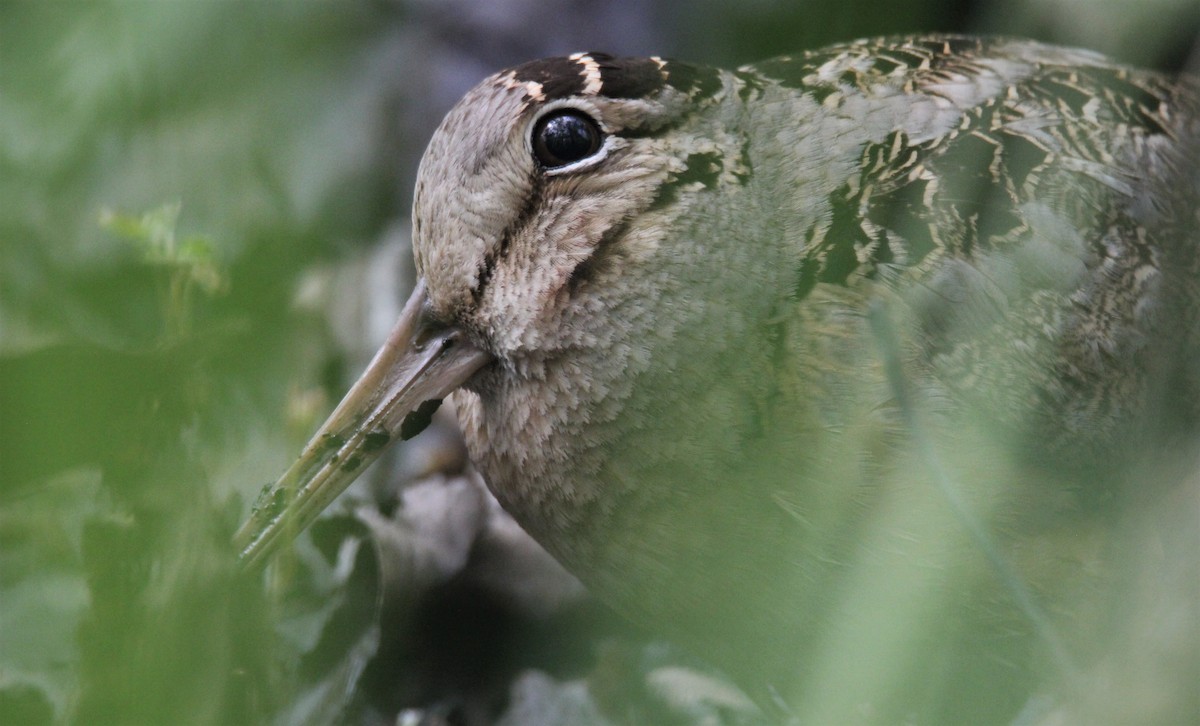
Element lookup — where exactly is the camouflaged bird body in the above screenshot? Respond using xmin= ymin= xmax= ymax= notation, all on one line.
xmin=744 ymin=37 xmax=1199 ymax=448
xmin=673 ymin=36 xmax=1199 ymax=450
xmin=413 ymin=36 xmax=1198 ymax=718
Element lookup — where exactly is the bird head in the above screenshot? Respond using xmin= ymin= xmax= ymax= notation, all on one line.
xmin=413 ymin=53 xmax=732 ymax=369
xmin=234 ymin=53 xmax=747 ymax=565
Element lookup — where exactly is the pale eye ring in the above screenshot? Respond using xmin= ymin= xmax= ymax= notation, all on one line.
xmin=531 ymin=110 xmax=603 ymax=168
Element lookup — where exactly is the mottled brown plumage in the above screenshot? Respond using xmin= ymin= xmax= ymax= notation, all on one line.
xmin=240 ymin=36 xmax=1199 ymax=723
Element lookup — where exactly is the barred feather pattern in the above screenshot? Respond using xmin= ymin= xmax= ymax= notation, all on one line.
xmin=408 ymin=35 xmax=1199 ymax=722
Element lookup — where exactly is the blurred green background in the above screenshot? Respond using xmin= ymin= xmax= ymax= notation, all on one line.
xmin=1 ymin=1 xmax=1196 ymax=724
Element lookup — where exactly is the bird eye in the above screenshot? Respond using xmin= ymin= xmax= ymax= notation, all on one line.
xmin=532 ymin=110 xmax=603 ymax=168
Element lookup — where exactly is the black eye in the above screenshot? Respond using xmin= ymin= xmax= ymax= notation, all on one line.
xmin=532 ymin=110 xmax=603 ymax=168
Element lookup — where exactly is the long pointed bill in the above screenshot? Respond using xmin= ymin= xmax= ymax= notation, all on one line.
xmin=235 ymin=279 xmax=492 ymax=569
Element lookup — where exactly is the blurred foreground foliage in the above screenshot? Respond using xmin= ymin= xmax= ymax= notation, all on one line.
xmin=1 ymin=2 xmax=397 ymax=722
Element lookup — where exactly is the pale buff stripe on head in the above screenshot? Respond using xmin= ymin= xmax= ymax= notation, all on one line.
xmin=569 ymin=52 xmax=604 ymax=95
xmin=496 ymin=69 xmax=546 ymax=103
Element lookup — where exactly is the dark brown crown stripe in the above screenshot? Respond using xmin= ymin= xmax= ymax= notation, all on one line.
xmin=509 ymin=53 xmax=668 ymax=101
xmin=507 ymin=52 xmax=728 ymax=104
